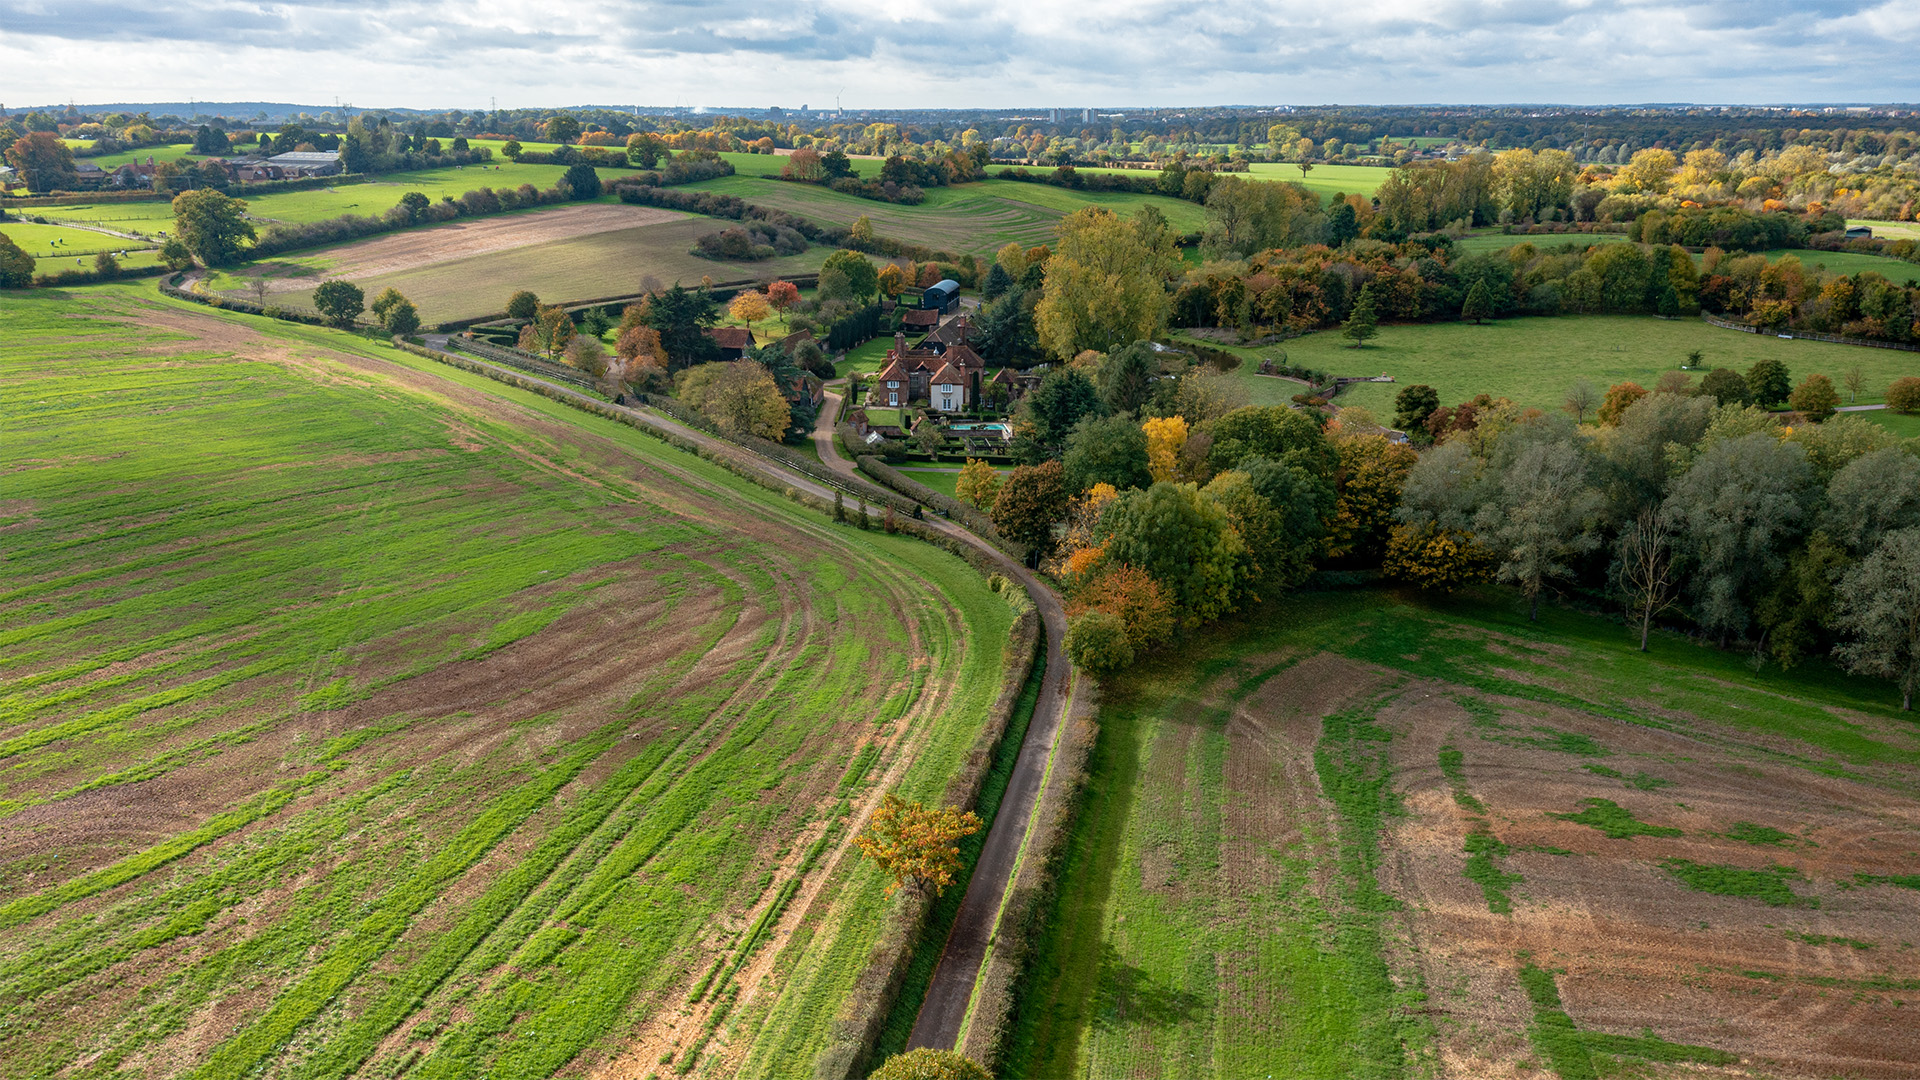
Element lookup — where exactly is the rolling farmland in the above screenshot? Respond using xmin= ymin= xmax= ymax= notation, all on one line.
xmin=1007 ymin=590 xmax=1920 ymax=1079
xmin=0 ymin=287 xmax=1014 ymax=1077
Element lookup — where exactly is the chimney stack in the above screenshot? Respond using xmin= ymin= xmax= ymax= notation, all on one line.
xmin=894 ymin=331 xmax=906 ymax=357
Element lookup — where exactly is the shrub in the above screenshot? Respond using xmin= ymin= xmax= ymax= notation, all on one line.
xmin=867 ymin=1048 xmax=993 ymax=1080
xmin=1064 ymin=610 xmax=1133 ymax=674
xmin=1887 ymin=376 xmax=1920 ymax=414
xmin=1787 ymin=373 xmax=1839 ymax=422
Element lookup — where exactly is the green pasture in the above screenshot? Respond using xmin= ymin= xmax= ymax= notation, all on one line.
xmin=32 ymin=201 xmax=181 ymax=237
xmin=0 ymin=284 xmax=1012 ymax=1078
xmin=1866 ymin=409 xmax=1920 ymax=438
xmin=1244 ymin=162 xmax=1391 ymax=203
xmin=1451 ymin=231 xmax=1633 ymax=255
xmin=1005 ymin=584 xmax=1917 ymax=1078
xmin=81 ymin=142 xmax=196 ymax=168
xmin=2 ymin=220 xmax=152 ymax=256
xmin=1851 ymin=219 xmax=1920 ymax=241
xmin=269 ymin=216 xmax=830 ymax=325
xmin=1202 ymin=315 xmax=1919 ymax=416
xmin=1761 ymin=248 xmax=1920 ymax=281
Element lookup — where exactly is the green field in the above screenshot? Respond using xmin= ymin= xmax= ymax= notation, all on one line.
xmin=1244 ymin=162 xmax=1391 ymax=203
xmin=81 ymin=142 xmax=197 ymax=168
xmin=1851 ymin=219 xmax=1920 ymax=241
xmin=1762 ymin=248 xmax=1920 ymax=281
xmin=0 ymin=285 xmax=1013 ymax=1078
xmin=1187 ymin=315 xmax=1920 ymax=417
xmin=1451 ymin=231 xmax=1634 ymax=255
xmin=1866 ymin=408 xmax=1920 ymax=438
xmin=2 ymin=219 xmax=158 ymax=262
xmin=1005 ymin=586 xmax=1920 ymax=1078
xmin=684 ymin=175 xmax=1204 ymax=255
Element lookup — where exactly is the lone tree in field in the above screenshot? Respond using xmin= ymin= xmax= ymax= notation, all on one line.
xmin=1341 ymin=283 xmax=1380 ymax=348
xmin=867 ymin=1048 xmax=992 ymax=1080
xmin=171 ymin=188 xmax=255 ymax=267
xmin=765 ymin=279 xmax=800 ymax=313
xmin=1833 ymin=528 xmax=1920 ymax=711
xmin=854 ymin=793 xmax=982 ymax=896
xmin=1461 ymin=279 xmax=1493 ymax=324
xmin=370 ymin=287 xmax=420 ymax=334
xmin=506 ymin=290 xmax=540 ymax=320
xmin=1563 ymin=380 xmax=1598 ymax=423
xmin=312 ymin=281 xmax=365 ymax=328
xmin=1844 ymin=365 xmax=1867 ymax=404
xmin=1788 ymin=373 xmax=1839 ymax=422
xmin=1617 ymin=507 xmax=1677 ymax=652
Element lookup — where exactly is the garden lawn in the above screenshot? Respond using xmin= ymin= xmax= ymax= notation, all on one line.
xmin=0 ymin=283 xmax=1013 ymax=1079
xmin=1865 ymin=409 xmax=1920 ymax=438
xmin=837 ymin=336 xmax=898 ymax=378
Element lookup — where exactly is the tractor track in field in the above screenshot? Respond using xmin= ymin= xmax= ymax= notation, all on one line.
xmin=409 ymin=344 xmax=1073 ymax=1063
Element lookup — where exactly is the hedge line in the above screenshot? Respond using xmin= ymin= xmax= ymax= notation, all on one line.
xmin=855 ymin=455 xmax=1027 ymax=564
xmin=159 ymin=271 xmax=342 ymax=327
xmin=812 ymin=608 xmax=1044 ymax=1080
xmin=959 ymin=679 xmax=1099 ymax=1072
xmin=32 ymin=263 xmax=169 ymax=288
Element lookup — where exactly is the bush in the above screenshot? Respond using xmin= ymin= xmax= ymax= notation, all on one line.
xmin=1064 ymin=610 xmax=1133 ymax=674
xmin=1887 ymin=376 xmax=1920 ymax=414
xmin=866 ymin=1049 xmax=992 ymax=1080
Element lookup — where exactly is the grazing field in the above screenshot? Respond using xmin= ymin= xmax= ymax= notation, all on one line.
xmin=2 ymin=220 xmax=159 ymax=268
xmin=684 ymin=175 xmax=1203 ymax=255
xmin=1180 ymin=315 xmax=1917 ymax=416
xmin=1866 ymin=409 xmax=1920 ymax=438
xmin=1762 ymin=248 xmax=1920 ymax=281
xmin=1852 ymin=219 xmax=1920 ymax=241
xmin=1451 ymin=231 xmax=1634 ymax=255
xmin=272 ymin=215 xmax=830 ymax=324
xmin=1244 ymin=161 xmax=1392 ymax=202
xmin=81 ymin=142 xmax=196 ymax=168
xmin=1006 ymin=588 xmax=1920 ymax=1079
xmin=0 ymin=286 xmax=1014 ymax=1078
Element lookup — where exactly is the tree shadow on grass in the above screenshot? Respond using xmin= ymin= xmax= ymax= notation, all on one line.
xmin=1090 ymin=942 xmax=1207 ymax=1033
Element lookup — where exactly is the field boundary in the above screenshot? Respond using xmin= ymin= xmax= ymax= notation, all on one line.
xmin=956 ymin=678 xmax=1099 ymax=1070
xmin=811 ymin=610 xmax=1044 ymax=1080
xmin=1701 ymin=311 xmax=1920 ymax=352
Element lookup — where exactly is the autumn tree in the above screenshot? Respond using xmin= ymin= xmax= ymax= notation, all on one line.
xmin=506 ymin=290 xmax=540 ymax=320
xmin=1064 ymin=610 xmax=1133 ymax=674
xmin=1096 ymin=482 xmax=1244 ymax=627
xmin=729 ymin=290 xmax=771 ymax=325
xmin=1068 ymin=563 xmax=1174 ymax=652
xmin=1596 ymin=382 xmax=1648 ymax=426
xmin=676 ymin=359 xmax=791 ymax=440
xmin=854 ymin=793 xmax=982 ymax=895
xmin=1035 ymin=206 xmax=1178 ymax=359
xmin=991 ymin=460 xmax=1070 ymax=552
xmin=171 ymin=188 xmax=255 ymax=267
xmin=955 ymin=458 xmax=1002 ymax=510
xmin=1325 ymin=432 xmax=1418 ymax=563
xmin=312 ymin=280 xmax=365 ymax=327
xmin=779 ymin=146 xmax=823 ymax=180
xmin=1890 ymin=377 xmax=1920 ymax=414
xmin=1142 ymin=415 xmax=1189 ymax=482
xmin=519 ymin=305 xmax=576 ymax=361
xmin=4 ymin=132 xmax=76 ymax=191
xmin=1788 ymin=373 xmax=1839 ymax=421
xmin=1383 ymin=524 xmax=1495 ymax=593
xmin=765 ymin=280 xmax=800 ymax=312
xmin=876 ymin=263 xmax=907 ymax=298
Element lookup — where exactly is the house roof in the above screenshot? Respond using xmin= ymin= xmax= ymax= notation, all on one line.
xmin=706 ymin=326 xmax=753 ymax=350
xmin=777 ymin=329 xmax=815 ymax=351
xmin=943 ymin=344 xmax=985 ymax=370
xmin=902 ymin=309 xmax=939 ymax=327
xmin=925 ymin=316 xmax=974 ymax=344
xmin=874 ymin=359 xmax=907 ymax=384
xmin=925 ymin=279 xmax=960 ymax=296
xmin=267 ymin=151 xmax=340 ymax=165
xmin=930 ymin=362 xmax=962 ymax=386
xmin=989 ymin=367 xmax=1018 ymax=384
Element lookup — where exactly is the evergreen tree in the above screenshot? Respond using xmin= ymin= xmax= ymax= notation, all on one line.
xmin=1461 ymin=280 xmax=1493 ymax=324
xmin=1341 ymin=283 xmax=1380 ymax=348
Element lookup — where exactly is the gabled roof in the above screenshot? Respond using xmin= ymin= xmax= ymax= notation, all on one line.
xmin=929 ymin=362 xmax=963 ymax=386
xmin=706 ymin=326 xmax=753 ymax=350
xmin=777 ymin=329 xmax=815 ymax=351
xmin=902 ymin=309 xmax=939 ymax=327
xmin=925 ymin=315 xmax=974 ymax=344
xmin=874 ymin=359 xmax=907 ymax=384
xmin=943 ymin=344 xmax=985 ymax=370
xmin=989 ymin=367 xmax=1019 ymax=384
xmin=267 ymin=151 xmax=341 ymax=165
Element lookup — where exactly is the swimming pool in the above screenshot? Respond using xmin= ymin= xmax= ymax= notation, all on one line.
xmin=948 ymin=422 xmax=1010 ymax=434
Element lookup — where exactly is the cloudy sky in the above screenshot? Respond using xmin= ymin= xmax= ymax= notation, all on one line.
xmin=3 ymin=0 xmax=1916 ymax=112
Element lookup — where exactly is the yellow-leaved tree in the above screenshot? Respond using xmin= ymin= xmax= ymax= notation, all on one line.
xmin=728 ymin=290 xmax=770 ymax=325
xmin=954 ymin=458 xmax=1002 ymax=510
xmin=1035 ymin=207 xmax=1178 ymax=360
xmin=675 ymin=360 xmax=791 ymax=440
xmin=1141 ymin=415 xmax=1189 ymax=482
xmin=854 ymin=793 xmax=982 ymax=896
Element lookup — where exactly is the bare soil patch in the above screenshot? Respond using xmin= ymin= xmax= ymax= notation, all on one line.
xmin=1378 ymin=686 xmax=1920 ymax=1078
xmin=242 ymin=203 xmax=684 ymax=294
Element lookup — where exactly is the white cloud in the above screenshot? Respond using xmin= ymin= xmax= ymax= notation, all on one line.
xmin=1 ymin=0 xmax=1913 ymax=109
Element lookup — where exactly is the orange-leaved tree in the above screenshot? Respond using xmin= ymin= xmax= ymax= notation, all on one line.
xmin=766 ymin=280 xmax=800 ymax=312
xmin=854 ymin=793 xmax=982 ymax=896
xmin=877 ymin=263 xmax=907 ymax=297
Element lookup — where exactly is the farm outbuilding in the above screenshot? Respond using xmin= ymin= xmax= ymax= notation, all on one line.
xmin=1845 ymin=225 xmax=1873 ymax=239
xmin=922 ymin=279 xmax=960 ymax=313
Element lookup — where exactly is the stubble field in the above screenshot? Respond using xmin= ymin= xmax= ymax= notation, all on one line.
xmin=0 ymin=286 xmax=1012 ymax=1078
xmin=1007 ymin=590 xmax=1920 ymax=1079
